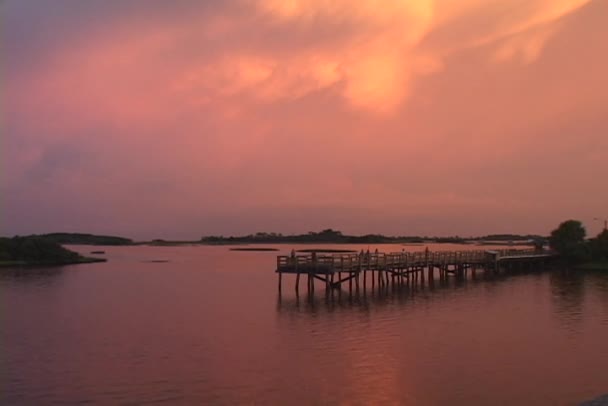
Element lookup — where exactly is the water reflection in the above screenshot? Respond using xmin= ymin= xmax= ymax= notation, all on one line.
xmin=0 ymin=266 xmax=66 ymax=287
xmin=272 ymin=265 xmax=596 ymax=404
xmin=549 ymin=270 xmax=585 ymax=331
xmin=276 ymin=268 xmax=545 ymax=315
xmin=5 ymin=245 xmax=608 ymax=405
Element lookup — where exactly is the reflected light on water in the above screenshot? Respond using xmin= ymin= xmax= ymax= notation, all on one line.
xmin=2 ymin=244 xmax=608 ymax=404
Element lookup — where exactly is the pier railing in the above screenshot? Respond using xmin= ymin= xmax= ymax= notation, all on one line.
xmin=276 ymin=248 xmax=555 ymax=293
xmin=277 ymin=248 xmax=553 ymax=273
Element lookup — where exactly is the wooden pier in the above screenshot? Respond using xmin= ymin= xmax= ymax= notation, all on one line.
xmin=276 ymin=248 xmax=554 ymax=294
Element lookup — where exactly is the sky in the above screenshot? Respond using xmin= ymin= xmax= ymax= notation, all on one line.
xmin=2 ymin=0 xmax=607 ymax=240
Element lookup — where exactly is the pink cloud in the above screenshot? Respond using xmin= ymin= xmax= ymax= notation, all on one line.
xmin=3 ymin=0 xmax=607 ymax=239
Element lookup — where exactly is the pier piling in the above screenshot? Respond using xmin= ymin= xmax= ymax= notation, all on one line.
xmin=275 ymin=248 xmax=554 ymax=295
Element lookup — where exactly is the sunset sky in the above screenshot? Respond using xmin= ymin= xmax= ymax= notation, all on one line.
xmin=2 ymin=0 xmax=607 ymax=240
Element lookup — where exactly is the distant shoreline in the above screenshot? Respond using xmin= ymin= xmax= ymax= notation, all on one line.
xmin=136 ymin=240 xmax=534 ymax=247
xmin=2 ymin=232 xmax=542 ymax=248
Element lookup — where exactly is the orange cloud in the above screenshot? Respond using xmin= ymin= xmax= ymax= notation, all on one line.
xmin=5 ymin=0 xmax=606 ymax=238
xmin=200 ymin=0 xmax=591 ymax=112
xmin=39 ymin=0 xmax=586 ymax=116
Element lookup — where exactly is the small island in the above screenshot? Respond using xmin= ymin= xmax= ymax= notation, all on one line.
xmin=0 ymin=236 xmax=106 ymax=267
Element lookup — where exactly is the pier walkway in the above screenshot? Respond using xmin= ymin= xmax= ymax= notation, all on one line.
xmin=276 ymin=248 xmax=555 ymax=293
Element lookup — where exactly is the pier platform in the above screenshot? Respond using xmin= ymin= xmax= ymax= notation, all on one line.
xmin=276 ymin=248 xmax=555 ymax=293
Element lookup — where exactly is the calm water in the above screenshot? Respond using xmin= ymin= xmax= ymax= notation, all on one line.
xmin=2 ymin=244 xmax=608 ymax=405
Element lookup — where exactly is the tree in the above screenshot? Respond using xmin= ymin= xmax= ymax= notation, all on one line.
xmin=549 ymin=220 xmax=588 ymax=262
xmin=590 ymin=229 xmax=608 ymax=261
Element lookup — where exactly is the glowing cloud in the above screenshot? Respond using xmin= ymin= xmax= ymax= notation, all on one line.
xmin=195 ymin=0 xmax=592 ymax=113
xmin=4 ymin=0 xmax=606 ymax=239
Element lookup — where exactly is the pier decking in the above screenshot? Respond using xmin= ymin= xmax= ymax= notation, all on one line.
xmin=276 ymin=248 xmax=554 ymax=293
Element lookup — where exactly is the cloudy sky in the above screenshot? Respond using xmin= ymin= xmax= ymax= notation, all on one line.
xmin=2 ymin=0 xmax=607 ymax=239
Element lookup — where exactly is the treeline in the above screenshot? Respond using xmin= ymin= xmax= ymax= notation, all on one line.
xmin=202 ymin=229 xmax=424 ymax=244
xmin=39 ymin=233 xmax=133 ymax=246
xmin=549 ymin=220 xmax=608 ymax=266
xmin=201 ymin=229 xmax=542 ymax=244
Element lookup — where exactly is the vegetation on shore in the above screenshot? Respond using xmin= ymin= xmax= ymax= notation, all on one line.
xmin=0 ymin=236 xmax=105 ymax=267
xmin=40 ymin=233 xmax=133 ymax=245
xmin=4 ymin=231 xmax=539 ymax=247
xmin=549 ymin=220 xmax=608 ymax=270
xmin=200 ymin=229 xmax=542 ymax=245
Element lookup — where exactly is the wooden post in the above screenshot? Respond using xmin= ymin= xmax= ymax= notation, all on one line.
xmin=425 ymin=247 xmax=429 ymax=273
xmin=372 ymin=269 xmax=375 ymax=289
